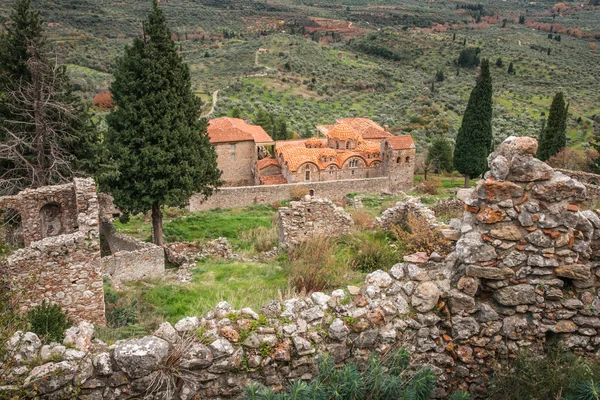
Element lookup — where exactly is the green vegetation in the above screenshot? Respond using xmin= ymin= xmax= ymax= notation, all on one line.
xmin=426 ymin=136 xmax=454 ymax=174
xmin=99 ymin=0 xmax=221 ymax=245
xmin=27 ymin=300 xmax=73 ymax=343
xmin=537 ymin=91 xmax=569 ymax=161
xmin=241 ymin=348 xmax=437 ymax=400
xmin=487 ymin=342 xmax=600 ymax=400
xmin=453 ymin=59 xmax=493 ymax=187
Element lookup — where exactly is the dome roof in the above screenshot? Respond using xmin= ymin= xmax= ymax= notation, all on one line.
xmin=327 ymin=124 xmax=360 ymax=141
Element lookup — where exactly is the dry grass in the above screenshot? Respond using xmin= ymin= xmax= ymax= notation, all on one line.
xmin=289 ymin=186 xmax=309 ymax=201
xmin=350 ymin=210 xmax=374 ymax=230
xmin=391 ymin=214 xmax=451 ymax=256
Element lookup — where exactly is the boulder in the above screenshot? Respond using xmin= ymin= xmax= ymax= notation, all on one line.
xmin=7 ymin=331 xmax=41 ymax=364
xmin=489 ymin=155 xmax=510 ymax=181
xmin=452 ymin=316 xmax=480 ymax=340
xmin=180 ymin=343 xmax=214 ymax=369
xmin=24 ymin=361 xmax=78 ymax=394
xmin=365 ymin=270 xmax=393 ymax=288
xmin=113 ymin=336 xmax=170 ymax=379
xmin=411 ymin=282 xmax=440 ymax=312
xmin=554 ymin=264 xmax=592 ymax=280
xmin=493 ymin=284 xmax=536 ymax=306
xmin=507 ymin=153 xmax=554 ymax=182
xmin=63 ymin=321 xmax=95 ymax=352
xmin=532 ymin=172 xmax=587 ymax=203
xmin=456 ymin=233 xmax=497 ymax=264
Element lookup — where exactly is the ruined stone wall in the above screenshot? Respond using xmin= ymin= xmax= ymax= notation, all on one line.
xmin=5 ymin=137 xmax=600 ymax=399
xmin=556 ymin=168 xmax=600 ymax=202
xmin=99 ymin=218 xmax=165 ymax=283
xmin=1 ymin=178 xmax=105 ymax=325
xmin=188 ymin=177 xmax=394 ymax=211
xmin=278 ymin=196 xmax=354 ymax=246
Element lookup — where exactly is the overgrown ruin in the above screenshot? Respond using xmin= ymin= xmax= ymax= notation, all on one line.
xmin=3 ymin=136 xmax=600 ymax=399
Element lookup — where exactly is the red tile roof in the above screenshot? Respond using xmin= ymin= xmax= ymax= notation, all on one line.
xmin=336 ymin=118 xmax=393 ymax=139
xmin=257 ymin=158 xmax=281 ymax=170
xmin=327 ymin=124 xmax=361 ymax=141
xmin=386 ymin=135 xmax=415 ymax=150
xmin=208 ymin=118 xmax=274 ymax=144
xmin=260 ymin=174 xmax=288 ymax=185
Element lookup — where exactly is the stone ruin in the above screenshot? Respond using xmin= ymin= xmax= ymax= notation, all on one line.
xmin=0 ymin=178 xmax=105 ymax=325
xmin=278 ymin=195 xmax=354 ymax=246
xmin=4 ymin=136 xmax=600 ymax=399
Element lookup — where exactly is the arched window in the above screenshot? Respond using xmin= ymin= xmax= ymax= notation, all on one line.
xmin=349 ymin=159 xmax=358 ymax=168
xmin=405 ymin=156 xmax=410 ymax=163
xmin=345 ymin=141 xmax=350 ymax=150
xmin=396 ymin=157 xmax=401 ymax=164
xmin=40 ymin=203 xmax=63 ymax=238
xmin=335 ymin=141 xmax=340 ymax=149
xmin=309 ymin=189 xmax=315 ymax=196
xmin=305 ymin=170 xmax=311 ymax=181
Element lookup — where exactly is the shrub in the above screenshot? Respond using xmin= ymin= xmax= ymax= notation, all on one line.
xmin=27 ymin=300 xmax=73 ymax=343
xmin=391 ymin=214 xmax=451 ymax=256
xmin=287 ymin=236 xmax=350 ymax=294
xmin=239 ymin=226 xmax=278 ymax=253
xmin=240 ymin=347 xmax=437 ymax=400
xmin=350 ymin=210 xmax=374 ymax=230
xmin=422 ymin=180 xmax=441 ymax=195
xmin=344 ymin=232 xmax=397 ymax=273
xmin=92 ymin=91 xmax=113 ymax=110
xmin=289 ymin=185 xmax=309 ymax=200
xmin=487 ymin=342 xmax=600 ymax=400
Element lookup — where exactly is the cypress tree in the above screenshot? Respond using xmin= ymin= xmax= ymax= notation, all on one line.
xmin=537 ymin=92 xmax=567 ymax=161
xmin=453 ymin=59 xmax=493 ymax=187
xmin=99 ymin=0 xmax=221 ymax=245
xmin=507 ymin=62 xmax=515 ymax=74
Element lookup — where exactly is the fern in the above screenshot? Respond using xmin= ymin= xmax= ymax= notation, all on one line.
xmin=566 ymin=380 xmax=600 ymax=400
xmin=285 ymin=380 xmax=310 ymax=400
xmin=408 ymin=368 xmax=437 ymax=400
xmin=449 ymin=391 xmax=473 ymax=400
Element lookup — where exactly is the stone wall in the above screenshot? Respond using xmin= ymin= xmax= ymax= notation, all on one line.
xmin=188 ymin=177 xmax=394 ymax=211
xmin=99 ymin=218 xmax=165 ymax=284
xmin=5 ymin=137 xmax=600 ymax=399
xmin=556 ymin=168 xmax=600 ymax=202
xmin=278 ymin=196 xmax=354 ymax=246
xmin=0 ymin=178 xmax=105 ymax=325
xmin=214 ymin=141 xmax=257 ymax=187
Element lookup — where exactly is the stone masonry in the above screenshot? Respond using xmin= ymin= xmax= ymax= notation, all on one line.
xmin=0 ymin=178 xmax=105 ymax=325
xmin=4 ymin=137 xmax=600 ymax=399
xmin=278 ymin=195 xmax=354 ymax=246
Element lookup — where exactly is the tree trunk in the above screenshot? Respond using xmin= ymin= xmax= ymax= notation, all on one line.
xmin=151 ymin=203 xmax=164 ymax=246
xmin=464 ymin=175 xmax=470 ymax=188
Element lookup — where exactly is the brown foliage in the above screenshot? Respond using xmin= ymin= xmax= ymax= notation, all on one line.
xmin=547 ymin=148 xmax=597 ymax=172
xmin=289 ymin=186 xmax=309 ymax=201
xmin=421 ymin=180 xmax=441 ymax=195
xmin=350 ymin=210 xmax=374 ymax=230
xmin=93 ymin=91 xmax=113 ymax=110
xmin=391 ymin=214 xmax=451 ymax=256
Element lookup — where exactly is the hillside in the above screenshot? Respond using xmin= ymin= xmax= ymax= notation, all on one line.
xmin=1 ymin=0 xmax=598 ymax=151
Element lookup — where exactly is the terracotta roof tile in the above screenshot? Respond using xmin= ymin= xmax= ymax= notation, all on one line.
xmin=355 ymin=140 xmax=381 ymax=154
xmin=327 ymin=124 xmax=360 ymax=141
xmin=336 ymin=118 xmax=393 ymax=139
xmin=257 ymin=158 xmax=280 ymax=170
xmin=208 ymin=117 xmax=274 ymax=144
xmin=387 ymin=135 xmax=415 ymax=150
xmin=260 ymin=174 xmax=288 ymax=185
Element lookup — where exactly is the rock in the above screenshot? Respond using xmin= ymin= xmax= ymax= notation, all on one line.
xmin=240 ymin=308 xmax=259 ymax=320
xmin=365 ymin=270 xmax=393 ymax=288
xmin=63 ymin=321 xmax=95 ymax=352
xmin=507 ymin=153 xmax=554 ymax=182
xmin=153 ymin=322 xmax=179 ymax=344
xmin=329 ymin=319 xmax=349 ymax=342
xmin=477 ymin=207 xmax=507 ymax=224
xmin=7 ymin=331 xmax=42 ymax=364
xmin=573 ymin=316 xmax=600 ymax=328
xmin=554 ymin=264 xmax=592 ymax=280
xmin=407 ymin=263 xmax=428 ymax=281
xmin=355 ymin=329 xmax=378 ymax=348
xmin=396 ymin=294 xmax=411 ymax=315
xmin=532 ymin=172 xmax=587 ymax=203
xmin=449 ymin=290 xmax=476 ymax=314
xmin=403 ymin=252 xmax=429 ymax=264
xmin=547 ymin=320 xmax=578 ymax=333
xmin=25 ymin=361 xmax=78 ymax=394
xmin=456 ymin=234 xmax=497 ymax=264
xmin=528 ymin=254 xmax=559 ymax=268
xmin=411 ymin=282 xmax=440 ymax=312
xmin=490 ymin=155 xmax=510 ymax=181
xmin=489 ymin=225 xmax=523 ymax=241
xmin=180 ymin=343 xmax=214 ymax=369
xmin=502 ymin=315 xmax=528 ymax=340
xmin=219 ymin=326 xmax=239 ymax=342
xmin=310 ymin=292 xmax=331 ymax=308
xmin=457 ymin=276 xmax=479 ymax=296
xmin=301 ymin=306 xmax=324 ymax=322
xmin=477 ymin=179 xmax=524 ymax=202
xmin=452 ymin=316 xmax=480 ymax=340
xmin=563 ymin=299 xmax=584 ymax=309
xmin=209 ymin=338 xmax=234 ymax=359
xmin=477 ymin=304 xmax=499 ymax=322
xmin=347 ymin=286 xmax=361 ymax=296
xmin=40 ymin=343 xmax=66 ymax=362
xmin=92 ymin=353 xmax=112 ymax=376
xmin=214 ymin=301 xmax=235 ymax=318
xmin=457 ymin=188 xmax=475 ymax=201
xmin=501 ymin=250 xmax=528 ymax=268
xmin=493 ymin=284 xmax=536 ymax=306
xmin=389 ymin=263 xmax=406 ymax=280
xmin=292 ymin=336 xmax=313 ymax=355
xmin=113 ymin=336 xmax=170 ymax=379
xmin=260 ymin=300 xmax=282 ymax=317
xmin=174 ymin=317 xmax=199 ymax=332
xmin=526 ymin=230 xmax=554 ymax=247
xmin=466 ymin=266 xmax=515 ymax=280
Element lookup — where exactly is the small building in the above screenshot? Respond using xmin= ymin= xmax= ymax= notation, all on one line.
xmin=207 ymin=118 xmax=274 ymax=187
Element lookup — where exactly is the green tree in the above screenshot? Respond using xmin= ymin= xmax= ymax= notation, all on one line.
xmin=507 ymin=61 xmax=515 ymax=74
xmin=453 ymin=59 xmax=493 ymax=187
xmin=230 ymin=107 xmax=242 ymax=118
xmin=496 ymin=57 xmax=504 ymax=67
xmin=426 ymin=136 xmax=454 ymax=174
xmin=0 ymin=0 xmax=98 ymax=195
xmin=435 ymin=70 xmax=445 ymax=82
xmin=537 ymin=92 xmax=568 ymax=161
xmin=99 ymin=0 xmax=221 ymax=245
xmin=253 ymin=108 xmax=274 ymax=134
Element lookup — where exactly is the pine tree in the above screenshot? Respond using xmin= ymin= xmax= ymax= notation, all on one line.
xmin=537 ymin=92 xmax=568 ymax=161
xmin=453 ymin=59 xmax=493 ymax=187
xmin=253 ymin=108 xmax=274 ymax=134
xmin=426 ymin=136 xmax=454 ymax=173
xmin=99 ymin=0 xmax=221 ymax=245
xmin=0 ymin=0 xmax=98 ymax=194
xmin=496 ymin=57 xmax=504 ymax=67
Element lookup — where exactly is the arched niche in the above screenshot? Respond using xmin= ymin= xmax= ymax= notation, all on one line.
xmin=39 ymin=203 xmax=64 ymax=238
